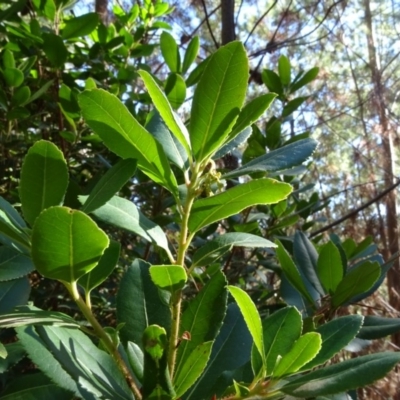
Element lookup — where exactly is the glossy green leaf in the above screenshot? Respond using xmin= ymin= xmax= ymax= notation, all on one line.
xmin=149 ymin=265 xmax=187 ymax=292
xmin=139 ymin=70 xmax=191 ymax=156
xmin=165 ymin=73 xmax=186 ymax=109
xmin=160 ymin=31 xmax=180 ymax=73
xmin=174 ymin=341 xmax=213 ymax=398
xmin=290 ymin=67 xmax=319 ymax=93
xmin=16 ymin=326 xmax=95 ymax=399
xmin=253 ymin=307 xmax=302 ymax=376
xmin=86 ymin=195 xmax=169 ymax=253
xmin=294 ymin=231 xmax=325 ymax=296
xmin=226 ymin=94 xmax=277 ymax=142
xmin=78 ymin=240 xmax=120 ymax=293
xmin=42 ymin=33 xmax=68 ymax=67
xmin=317 ymin=241 xmax=343 ymax=293
xmin=262 ymin=69 xmax=283 ymax=95
xmin=146 ymin=111 xmax=188 ymax=169
xmin=182 ymin=35 xmax=199 ymax=74
xmin=188 ymin=179 xmax=292 ymax=233
xmin=0 ymin=278 xmax=30 ymax=313
xmin=20 ymin=140 xmax=69 ymax=226
xmin=281 ymin=352 xmax=400 ymax=398
xmin=276 ymin=240 xmax=315 ymax=305
xmin=62 ymin=12 xmax=99 ymax=39
xmin=176 ymin=270 xmax=227 ymax=376
xmin=358 ymin=316 xmax=400 ymax=340
xmin=17 ymin=325 xmax=134 ymax=399
xmin=0 ymin=247 xmax=33 ymax=281
xmin=79 ymin=89 xmax=178 ymax=197
xmin=117 ymin=260 xmax=171 ymax=348
xmin=301 ymin=315 xmax=363 ymax=371
xmin=185 ymin=303 xmax=252 ymax=400
xmin=222 ymin=139 xmax=317 ymax=179
xmin=228 ymin=285 xmax=265 ymax=371
xmin=186 ymin=57 xmax=209 ymax=87
xmin=1 ymin=373 xmax=73 ymax=400
xmin=142 ymin=325 xmax=175 ymax=398
xmin=190 ymin=41 xmax=248 ymax=162
xmin=282 ymin=96 xmax=308 ymax=118
xmin=272 ymin=332 xmax=321 ymax=378
xmin=126 ymin=341 xmax=144 ymax=381
xmin=278 ymin=55 xmax=291 ymax=85
xmin=0 ymin=306 xmax=80 ymax=329
xmin=332 ymin=261 xmax=380 ymax=307
xmin=81 ymin=158 xmax=136 ymax=214
xmin=214 ymin=127 xmax=252 ymax=159
xmin=2 ymin=49 xmax=15 ymax=69
xmin=31 ymin=207 xmax=109 ymax=283
xmin=3 ymin=67 xmax=24 ymax=87
xmin=192 ymin=232 xmax=276 ymax=267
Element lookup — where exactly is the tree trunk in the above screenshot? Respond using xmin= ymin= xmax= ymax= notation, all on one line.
xmin=221 ymin=0 xmax=235 ymax=45
xmin=364 ymin=0 xmax=400 ymax=356
xmin=96 ymin=0 xmax=108 ymax=24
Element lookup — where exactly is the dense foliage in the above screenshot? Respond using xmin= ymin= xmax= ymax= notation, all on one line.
xmin=1 ymin=1 xmax=400 ymax=399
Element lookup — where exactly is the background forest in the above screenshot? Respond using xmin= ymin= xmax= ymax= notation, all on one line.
xmin=2 ymin=0 xmax=400 ymax=399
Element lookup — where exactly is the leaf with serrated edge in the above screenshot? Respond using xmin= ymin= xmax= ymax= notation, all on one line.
xmin=188 ymin=179 xmax=292 ymax=233
xmin=78 ymin=89 xmax=178 ymax=197
xmin=0 ymin=247 xmax=33 ymax=281
xmin=174 ymin=341 xmax=213 ymax=398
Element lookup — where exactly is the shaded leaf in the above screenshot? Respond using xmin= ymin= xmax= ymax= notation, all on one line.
xmin=358 ymin=316 xmax=400 ymax=340
xmin=62 ymin=12 xmax=99 ymax=39
xmin=0 ymin=278 xmax=30 ymax=313
xmin=317 ymin=241 xmax=343 ymax=293
xmin=0 ymin=246 xmax=33 ymax=281
xmin=31 ymin=207 xmax=109 ymax=283
xmin=165 ymin=73 xmax=186 ymax=109
xmin=42 ymin=33 xmax=68 ymax=67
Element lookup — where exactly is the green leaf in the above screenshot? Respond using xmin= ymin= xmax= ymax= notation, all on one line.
xmin=0 ymin=213 xmax=30 ymax=251
xmin=281 ymin=352 xmax=400 ymax=398
xmin=186 ymin=57 xmax=209 ymax=87
xmin=0 ymin=247 xmax=34 ymax=281
xmin=160 ymin=31 xmax=180 ymax=73
xmin=81 ymin=158 xmax=137 ymax=214
xmin=78 ymin=89 xmax=178 ymax=197
xmin=176 ymin=270 xmax=227 ymax=376
xmin=17 ymin=325 xmax=134 ymax=399
xmin=188 ymin=178 xmax=292 ymax=233
xmin=294 ymin=231 xmax=325 ymax=296
xmin=20 ymin=140 xmax=69 ymax=226
xmin=138 ymin=70 xmax=191 ymax=156
xmin=262 ymin=69 xmax=283 ymax=95
xmin=62 ymin=12 xmax=99 ymax=39
xmin=317 ymin=241 xmax=343 ymax=293
xmin=252 ymin=307 xmax=302 ymax=376
xmin=165 ymin=73 xmax=186 ymax=109
xmin=85 ymin=195 xmax=169 ymax=253
xmin=2 ymin=49 xmax=15 ymax=69
xmin=142 ymin=325 xmax=175 ymax=398
xmin=272 ymin=332 xmax=321 ymax=378
xmin=1 ymin=373 xmax=73 ymax=400
xmin=126 ymin=341 xmax=144 ymax=381
xmin=31 ymin=207 xmax=109 ymax=283
xmin=228 ymin=285 xmax=265 ymax=372
xmin=192 ymin=232 xmax=276 ymax=267
xmin=0 ymin=306 xmax=80 ymax=329
xmin=174 ymin=341 xmax=213 ymax=398
xmin=226 ymin=93 xmax=277 ymax=143
xmin=222 ymin=139 xmax=317 ymax=180
xmin=42 ymin=33 xmax=68 ymax=68
xmin=3 ymin=68 xmax=24 ymax=87
xmin=26 ymin=79 xmax=54 ymax=104
xmin=117 ymin=260 xmax=171 ymax=348
xmin=278 ymin=55 xmax=291 ymax=85
xmin=78 ymin=240 xmax=120 ymax=294
xmin=0 ymin=342 xmax=25 ymax=371
xmin=301 ymin=315 xmax=363 ymax=371
xmin=182 ymin=36 xmax=199 ymax=74
xmin=290 ymin=67 xmax=319 ymax=93
xmin=190 ymin=41 xmax=249 ymax=162
xmin=0 ymin=278 xmax=30 ymax=313
xmin=149 ymin=265 xmax=187 ymax=293
xmin=146 ymin=111 xmax=188 ymax=169
xmin=184 ymin=303 xmax=252 ymax=400
xmin=332 ymin=261 xmax=381 ymax=308
xmin=214 ymin=127 xmax=252 ymax=159
xmin=12 ymin=85 xmax=31 ymax=106
xmin=32 ymin=0 xmax=55 ymax=20
xmin=282 ymin=96 xmax=308 ymax=118
xmin=358 ymin=316 xmax=400 ymax=340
